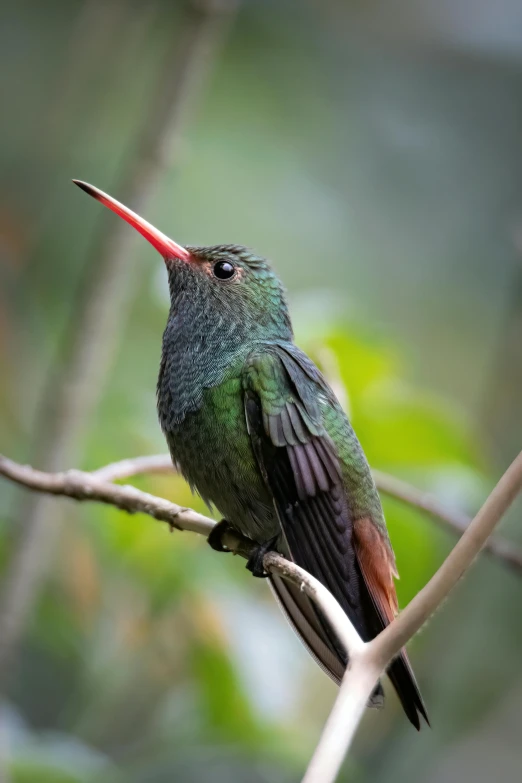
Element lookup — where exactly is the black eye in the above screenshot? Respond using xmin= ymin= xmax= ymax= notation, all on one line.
xmin=213 ymin=260 xmax=236 ymax=280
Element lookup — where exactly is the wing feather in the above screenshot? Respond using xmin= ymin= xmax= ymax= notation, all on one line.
xmin=353 ymin=517 xmax=398 ymax=623
xmin=242 ymin=347 xmax=428 ymax=728
xmin=243 ymin=350 xmax=361 ymax=626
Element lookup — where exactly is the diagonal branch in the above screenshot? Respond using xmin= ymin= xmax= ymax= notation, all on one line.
xmin=92 ymin=452 xmax=522 ymax=574
xmin=373 ymin=469 xmax=522 ymax=573
xmin=372 ymin=450 xmax=522 ymax=662
xmin=302 ymin=450 xmax=522 ymax=783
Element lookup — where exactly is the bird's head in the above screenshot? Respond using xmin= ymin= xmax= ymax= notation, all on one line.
xmin=73 ymin=180 xmax=292 ymax=342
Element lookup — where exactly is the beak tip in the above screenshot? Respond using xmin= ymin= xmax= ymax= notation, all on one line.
xmin=72 ymin=179 xmax=96 ymax=198
xmin=70 ymin=178 xmax=189 ymax=261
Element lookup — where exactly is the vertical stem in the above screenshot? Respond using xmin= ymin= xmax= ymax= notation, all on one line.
xmin=0 ymin=0 xmax=238 ymax=687
xmin=301 ymin=660 xmax=380 ymax=783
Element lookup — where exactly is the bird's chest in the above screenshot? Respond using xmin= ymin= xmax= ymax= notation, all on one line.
xmin=161 ymin=378 xmax=274 ymax=535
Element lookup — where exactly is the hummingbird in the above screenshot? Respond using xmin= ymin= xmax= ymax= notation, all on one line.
xmin=73 ymin=180 xmax=428 ymax=729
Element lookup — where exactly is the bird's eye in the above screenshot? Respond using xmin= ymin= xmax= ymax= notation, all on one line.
xmin=213 ymin=260 xmax=236 ymax=280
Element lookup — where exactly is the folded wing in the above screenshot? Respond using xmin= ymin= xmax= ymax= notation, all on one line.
xmin=242 ymin=346 xmax=428 ymax=728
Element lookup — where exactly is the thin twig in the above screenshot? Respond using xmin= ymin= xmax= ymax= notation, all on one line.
xmin=89 ymin=452 xmax=522 ymax=574
xmin=373 ymin=469 xmax=522 ymax=573
xmin=0 ymin=454 xmax=363 ymax=656
xmin=91 ymin=454 xmax=176 ymax=482
xmin=0 ymin=0 xmax=239 ymax=684
xmin=0 ymin=455 xmax=214 ymax=537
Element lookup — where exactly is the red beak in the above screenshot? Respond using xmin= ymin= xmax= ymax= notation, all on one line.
xmin=72 ymin=180 xmax=190 ymax=261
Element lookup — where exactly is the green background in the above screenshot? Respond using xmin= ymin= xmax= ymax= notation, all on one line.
xmin=1 ymin=1 xmax=522 ymax=781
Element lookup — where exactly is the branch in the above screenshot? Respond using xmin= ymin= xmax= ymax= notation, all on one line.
xmin=0 ymin=455 xmax=214 ymax=537
xmin=1 ymin=451 xmax=521 ymax=783
xmin=373 ymin=469 xmax=522 ymax=574
xmin=91 ymin=454 xmax=177 ymax=482
xmin=90 ymin=453 xmax=522 ymax=574
xmin=0 ymin=454 xmax=364 ymax=659
xmin=303 ymin=450 xmax=522 ymax=783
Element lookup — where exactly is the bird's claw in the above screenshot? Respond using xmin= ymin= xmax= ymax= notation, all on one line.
xmin=246 ymin=536 xmax=279 ymax=578
xmin=209 ymin=524 xmax=278 ymax=579
xmin=207 ymin=519 xmax=233 ymax=553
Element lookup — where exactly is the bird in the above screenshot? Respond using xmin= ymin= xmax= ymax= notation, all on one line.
xmin=73 ymin=179 xmax=428 ymax=729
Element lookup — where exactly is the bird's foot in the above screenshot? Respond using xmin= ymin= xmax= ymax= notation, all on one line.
xmin=207 ymin=519 xmax=234 ymax=553
xmin=246 ymin=536 xmax=279 ymax=578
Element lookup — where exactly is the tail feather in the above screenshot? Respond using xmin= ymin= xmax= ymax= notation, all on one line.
xmin=269 ymin=574 xmax=385 ymax=708
xmin=269 ymin=572 xmax=427 ymax=727
xmin=269 ymin=573 xmax=343 ymax=682
xmin=387 ymin=652 xmax=430 ymax=730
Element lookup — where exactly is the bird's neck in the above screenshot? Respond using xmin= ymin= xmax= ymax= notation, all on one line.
xmin=157 ymin=316 xmax=245 ymax=428
xmin=156 ymin=275 xmax=293 ymax=429
xmin=157 ymin=317 xmax=269 ymax=433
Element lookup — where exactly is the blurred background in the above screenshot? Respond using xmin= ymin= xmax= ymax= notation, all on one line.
xmin=1 ymin=0 xmax=522 ymax=781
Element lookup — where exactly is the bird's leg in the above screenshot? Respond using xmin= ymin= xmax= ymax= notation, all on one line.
xmin=208 ymin=523 xmax=278 ymax=578
xmin=207 ymin=519 xmax=234 ymax=553
xmin=246 ymin=535 xmax=279 ymax=578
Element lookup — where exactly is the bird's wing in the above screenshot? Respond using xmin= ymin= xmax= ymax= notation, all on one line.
xmin=242 ymin=346 xmax=428 ymax=728
xmin=242 ymin=348 xmax=362 ymax=621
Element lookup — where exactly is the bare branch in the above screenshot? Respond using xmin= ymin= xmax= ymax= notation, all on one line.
xmin=303 ymin=450 xmax=522 ymax=783
xmin=302 ymin=661 xmax=379 ymax=783
xmin=89 ymin=452 xmax=522 ymax=574
xmin=0 ymin=455 xmax=214 ymax=537
xmin=0 ymin=454 xmax=365 ymax=660
xmin=1 ymin=450 xmax=521 ymax=783
xmin=374 ymin=469 xmax=522 ymax=573
xmin=91 ymin=454 xmax=175 ymax=482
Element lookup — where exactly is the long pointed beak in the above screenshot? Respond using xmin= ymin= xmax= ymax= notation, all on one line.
xmin=72 ymin=180 xmax=191 ymax=261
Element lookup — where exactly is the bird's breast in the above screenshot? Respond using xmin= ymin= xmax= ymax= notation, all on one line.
xmin=161 ymin=377 xmax=278 ymax=541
